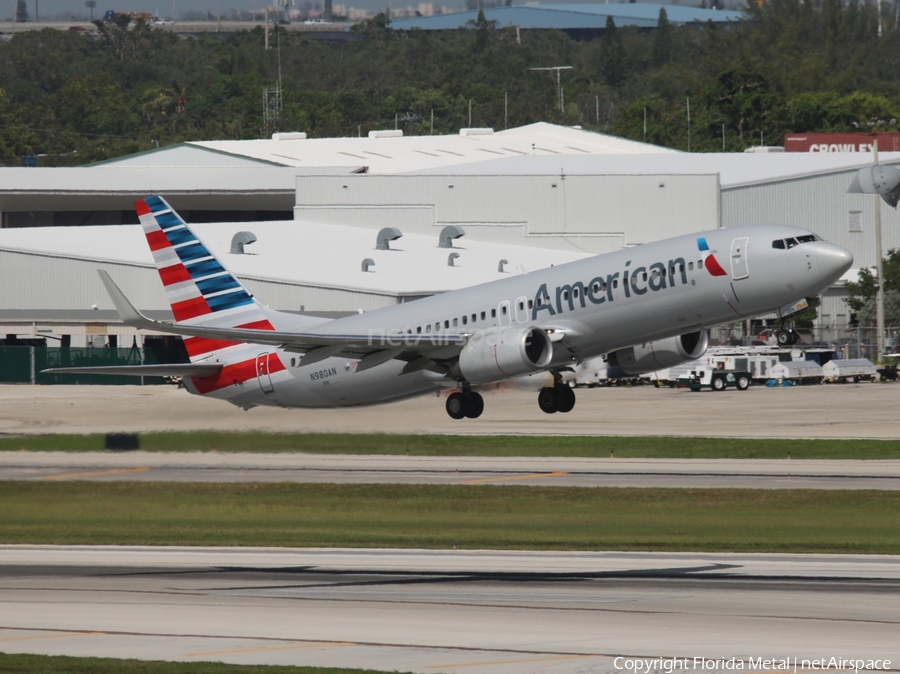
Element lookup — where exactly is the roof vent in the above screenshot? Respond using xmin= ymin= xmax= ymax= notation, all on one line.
xmin=361 ymin=258 xmax=375 ymax=272
xmin=498 ymin=259 xmax=508 ymax=273
xmin=230 ymin=231 xmax=257 ymax=254
xmin=448 ymin=252 xmax=460 ymax=267
xmin=439 ymin=225 xmax=465 ymax=248
xmin=368 ymin=129 xmax=403 ymax=139
xmin=376 ymin=227 xmax=403 ymax=250
xmin=271 ymin=132 xmax=307 ymax=140
xmin=459 ymin=127 xmax=494 ymax=137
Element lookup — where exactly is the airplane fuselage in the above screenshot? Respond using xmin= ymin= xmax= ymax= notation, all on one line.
xmin=182 ymin=223 xmax=851 ymax=409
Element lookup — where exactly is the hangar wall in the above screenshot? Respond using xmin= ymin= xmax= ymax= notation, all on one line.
xmin=295 ymin=174 xmax=721 ymax=254
xmin=722 ymin=170 xmax=900 ymax=339
xmin=722 ymin=169 xmax=900 ymax=272
xmin=0 ymin=250 xmax=407 ymax=319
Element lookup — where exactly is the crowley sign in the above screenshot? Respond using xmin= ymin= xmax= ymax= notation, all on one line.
xmin=784 ymin=132 xmax=900 ymax=152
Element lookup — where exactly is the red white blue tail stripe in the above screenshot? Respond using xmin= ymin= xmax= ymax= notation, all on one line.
xmin=135 ymin=196 xmax=275 ymax=360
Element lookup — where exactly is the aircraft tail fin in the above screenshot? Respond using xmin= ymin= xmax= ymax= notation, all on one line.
xmin=135 ymin=196 xmax=276 ymax=361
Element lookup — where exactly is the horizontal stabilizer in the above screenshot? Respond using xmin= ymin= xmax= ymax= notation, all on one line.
xmin=42 ymin=363 xmax=223 ymax=377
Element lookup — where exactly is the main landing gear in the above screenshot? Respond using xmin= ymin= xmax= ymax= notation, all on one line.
xmin=446 ymin=389 xmax=485 ymax=419
xmin=538 ymin=372 xmax=576 ymax=414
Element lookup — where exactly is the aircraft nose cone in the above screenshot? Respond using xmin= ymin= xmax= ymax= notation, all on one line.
xmin=816 ymin=242 xmax=854 ymax=284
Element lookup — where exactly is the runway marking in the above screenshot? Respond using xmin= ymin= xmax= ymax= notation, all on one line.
xmin=461 ymin=471 xmax=568 ymax=484
xmin=40 ymin=467 xmax=151 ymax=480
xmin=0 ymin=631 xmax=101 ymax=642
xmin=427 ymin=654 xmax=596 ymax=668
xmin=184 ymin=642 xmax=353 ymax=657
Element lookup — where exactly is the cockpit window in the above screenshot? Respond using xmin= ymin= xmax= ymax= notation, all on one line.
xmin=773 ymin=234 xmax=818 ymax=250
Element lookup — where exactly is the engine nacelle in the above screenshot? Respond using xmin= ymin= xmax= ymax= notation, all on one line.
xmin=607 ymin=330 xmax=708 ymax=376
xmin=457 ymin=326 xmax=554 ymax=385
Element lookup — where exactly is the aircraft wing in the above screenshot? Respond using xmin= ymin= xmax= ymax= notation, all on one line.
xmin=98 ymin=270 xmax=464 ymax=356
xmin=42 ymin=363 xmax=224 ymax=377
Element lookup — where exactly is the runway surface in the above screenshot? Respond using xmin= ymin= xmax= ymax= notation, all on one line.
xmin=3 ymin=452 xmax=900 ymax=490
xmin=3 ymin=382 xmax=900 ymax=438
xmin=1 ymin=546 xmax=898 ymax=674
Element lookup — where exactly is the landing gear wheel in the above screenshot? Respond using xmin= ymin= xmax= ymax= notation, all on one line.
xmin=736 ymin=375 xmax=750 ymax=391
xmin=446 ymin=392 xmax=467 ymax=420
xmin=538 ymin=387 xmax=559 ymax=414
xmin=557 ymin=386 xmax=576 ymax=413
xmin=464 ymin=391 xmax=484 ymax=419
xmin=711 ymin=375 xmax=726 ymax=391
xmin=776 ymin=329 xmax=798 ymax=347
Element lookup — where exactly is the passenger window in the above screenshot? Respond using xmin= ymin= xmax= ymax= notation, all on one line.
xmin=471 ymin=313 xmax=476 ymax=322
xmin=679 ymin=263 xmax=684 ymax=272
xmin=491 ymin=309 xmax=497 ymax=318
xmin=426 ymin=324 xmax=431 ymax=333
xmin=528 ymin=300 xmax=533 ymax=309
xmin=435 ymin=322 xmax=440 ymax=331
xmin=698 ymin=259 xmax=704 ymax=268
xmin=574 ymin=288 xmax=579 ymax=298
xmin=501 ymin=306 xmax=507 ymax=315
xmin=643 ymin=271 xmax=649 ymax=280
xmin=290 ymin=357 xmax=296 ymax=367
xmin=444 ymin=320 xmax=449 ymax=329
xmin=563 ymin=290 xmax=569 ymax=300
xmin=592 ymin=283 xmax=600 ymax=292
xmin=688 ymin=262 xmax=694 ymax=271
xmin=480 ymin=311 xmax=486 ymax=320
xmin=518 ymin=301 xmax=524 ymax=310
xmin=416 ymin=326 xmax=422 ymax=334
xmin=772 ymin=240 xmax=785 ymax=249
xmin=462 ymin=316 xmax=467 ymax=325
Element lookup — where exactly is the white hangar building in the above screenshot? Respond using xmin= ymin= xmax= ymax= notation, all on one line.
xmin=1 ymin=122 xmax=897 ymax=348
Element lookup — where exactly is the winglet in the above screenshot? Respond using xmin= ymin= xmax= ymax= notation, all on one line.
xmin=98 ymin=270 xmax=157 ymax=329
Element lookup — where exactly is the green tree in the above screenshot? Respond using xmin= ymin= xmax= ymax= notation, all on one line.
xmin=704 ymin=70 xmax=784 ymax=146
xmin=651 ymin=7 xmax=672 ymax=67
xmin=600 ymin=16 xmax=626 ymax=87
xmin=846 ymin=250 xmax=900 ymax=326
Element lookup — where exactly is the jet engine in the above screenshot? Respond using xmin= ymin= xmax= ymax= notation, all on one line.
xmin=456 ymin=326 xmax=554 ymax=384
xmin=606 ymin=330 xmax=708 ymax=376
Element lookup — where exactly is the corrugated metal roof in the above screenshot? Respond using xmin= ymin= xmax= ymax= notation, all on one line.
xmin=389 ymin=3 xmax=742 ymax=30
xmin=0 ymin=220 xmax=588 ymax=296
xmin=0 ymin=166 xmax=299 ymax=193
xmin=406 ymin=151 xmax=900 ymax=188
xmin=185 ymin=122 xmax=676 ymax=174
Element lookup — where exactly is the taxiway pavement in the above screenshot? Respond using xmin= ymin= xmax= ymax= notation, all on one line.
xmin=2 ymin=383 xmax=900 ymax=438
xmin=2 ymin=452 xmax=900 ymax=489
xmin=0 ymin=546 xmax=898 ymax=674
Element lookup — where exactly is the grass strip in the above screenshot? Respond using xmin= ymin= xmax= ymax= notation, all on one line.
xmin=1 ymin=482 xmax=898 ymax=554
xmin=1 ymin=433 xmax=899 ymax=459
xmin=0 ymin=653 xmax=400 ymax=674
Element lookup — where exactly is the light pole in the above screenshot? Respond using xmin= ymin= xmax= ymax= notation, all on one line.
xmin=528 ymin=66 xmax=572 ymax=115
xmin=85 ymin=0 xmax=95 ymax=20
xmin=873 ymin=139 xmax=886 ymax=361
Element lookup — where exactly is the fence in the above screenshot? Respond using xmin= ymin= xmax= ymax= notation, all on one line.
xmin=711 ymin=324 xmax=900 ymax=361
xmin=0 ymin=347 xmax=167 ymax=385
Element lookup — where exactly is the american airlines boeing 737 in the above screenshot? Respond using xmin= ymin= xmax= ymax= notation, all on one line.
xmin=47 ymin=196 xmax=853 ymax=419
